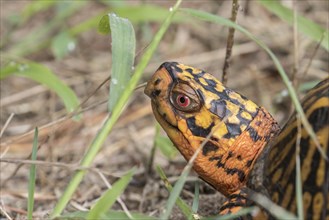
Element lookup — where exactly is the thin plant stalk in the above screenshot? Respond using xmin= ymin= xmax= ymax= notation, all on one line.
xmin=27 ymin=128 xmax=38 ymax=220
xmin=222 ymin=0 xmax=239 ymax=85
xmin=295 ymin=115 xmax=304 ymax=220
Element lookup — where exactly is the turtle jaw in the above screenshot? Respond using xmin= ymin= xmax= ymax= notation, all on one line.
xmin=149 ymin=100 xmax=193 ymax=156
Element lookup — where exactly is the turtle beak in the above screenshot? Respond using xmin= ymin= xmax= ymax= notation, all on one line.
xmin=144 ymin=79 xmax=153 ymax=98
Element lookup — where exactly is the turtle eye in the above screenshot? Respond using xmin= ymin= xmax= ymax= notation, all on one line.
xmin=170 ymin=83 xmax=202 ymax=112
xmin=176 ymin=94 xmax=190 ymax=108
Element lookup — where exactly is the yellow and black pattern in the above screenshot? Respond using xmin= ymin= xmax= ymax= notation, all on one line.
xmin=144 ymin=62 xmax=279 ymax=196
xmin=145 ymin=62 xmax=328 ymax=219
xmin=265 ymin=78 xmax=329 ymax=220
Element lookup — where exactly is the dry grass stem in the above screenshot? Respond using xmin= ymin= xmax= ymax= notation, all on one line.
xmin=222 ymin=0 xmax=239 ymax=85
xmin=0 ymin=113 xmax=15 ymax=138
xmin=292 ymin=0 xmax=300 ymax=93
xmin=0 ymin=204 xmax=13 ymax=220
xmin=300 ymin=34 xmax=325 ymax=81
xmin=96 ymin=170 xmax=133 ymax=219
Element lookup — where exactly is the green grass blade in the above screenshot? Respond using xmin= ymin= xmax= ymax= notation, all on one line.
xmin=112 ymin=5 xmax=187 ymax=24
xmin=98 ymin=14 xmax=111 ymax=35
xmin=191 ymin=182 xmax=199 ymax=214
xmin=0 ymin=61 xmax=80 ymax=114
xmin=159 ymin=157 xmax=194 ymax=219
xmin=55 ymin=210 xmax=157 ymax=220
xmin=50 ymin=0 xmax=182 ymax=217
xmin=51 ymin=31 xmax=76 ymax=60
xmin=203 ymin=207 xmax=257 ymax=220
xmin=27 ymin=128 xmax=38 ymax=220
xmin=7 ymin=1 xmax=86 ymax=57
xmin=98 ymin=5 xmax=187 ymax=35
xmin=155 ymin=136 xmax=178 ymax=159
xmin=108 ymin=13 xmax=136 ymax=112
xmin=295 ymin=116 xmax=304 ymax=220
xmin=86 ymin=169 xmax=135 ymax=220
xmin=181 ymin=7 xmax=327 ymax=160
xmin=156 ymin=166 xmax=194 ymax=219
xmin=249 ymin=191 xmax=298 ymax=220
xmin=15 ymin=1 xmax=57 ymax=26
xmin=258 ymin=0 xmax=329 ymax=51
xmin=5 ymin=4 xmax=187 ymax=58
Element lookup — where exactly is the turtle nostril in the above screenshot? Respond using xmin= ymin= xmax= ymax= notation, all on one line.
xmin=154 ymin=78 xmax=162 ymax=85
xmin=144 ymin=82 xmax=153 ymax=97
xmin=151 ymin=90 xmax=161 ymax=98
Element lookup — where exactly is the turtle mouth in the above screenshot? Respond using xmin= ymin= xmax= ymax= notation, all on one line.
xmin=150 ymin=100 xmax=195 ymax=160
xmin=150 ymin=100 xmax=178 ymax=131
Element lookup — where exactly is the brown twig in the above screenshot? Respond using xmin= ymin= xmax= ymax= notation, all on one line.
xmin=0 ymin=203 xmax=13 ymax=220
xmin=79 ymin=76 xmax=111 ymax=109
xmin=96 ymin=170 xmax=133 ymax=218
xmin=291 ymin=0 xmax=299 ymax=91
xmin=0 ymin=78 xmax=149 ymax=148
xmin=0 ymin=113 xmax=15 ymax=138
xmin=300 ymin=33 xmax=325 ymax=82
xmin=243 ymin=0 xmax=251 ymax=16
xmin=222 ymin=0 xmax=239 ymax=85
xmin=0 ymin=157 xmax=122 ymax=178
xmin=2 ymin=137 xmax=48 ymax=186
xmin=289 ymin=0 xmax=300 ymax=114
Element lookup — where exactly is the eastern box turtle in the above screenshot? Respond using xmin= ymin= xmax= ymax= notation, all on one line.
xmin=144 ymin=62 xmax=329 ymax=219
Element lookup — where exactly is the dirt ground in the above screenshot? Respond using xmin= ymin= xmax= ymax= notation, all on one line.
xmin=1 ymin=0 xmax=328 ymax=219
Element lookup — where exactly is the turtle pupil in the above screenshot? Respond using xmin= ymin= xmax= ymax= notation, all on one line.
xmin=176 ymin=94 xmax=190 ymax=108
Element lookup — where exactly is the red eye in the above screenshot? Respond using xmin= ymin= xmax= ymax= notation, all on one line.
xmin=176 ymin=94 xmax=190 ymax=107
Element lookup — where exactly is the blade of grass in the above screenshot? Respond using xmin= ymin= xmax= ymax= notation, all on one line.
xmin=27 ymin=128 xmax=38 ymax=220
xmin=258 ymin=0 xmax=329 ymax=51
xmin=113 ymin=5 xmax=187 ymax=24
xmin=203 ymin=207 xmax=257 ymax=220
xmin=191 ymin=181 xmax=199 ymax=214
xmin=295 ymin=115 xmax=304 ymax=219
xmin=159 ymin=148 xmax=193 ymax=219
xmin=5 ymin=4 xmax=187 ymax=57
xmin=98 ymin=4 xmax=188 ymax=35
xmin=51 ymin=31 xmax=76 ymax=60
xmin=108 ymin=13 xmax=136 ymax=112
xmin=293 ymin=4 xmax=304 ymax=218
xmin=155 ymin=135 xmax=178 ymax=160
xmin=73 ymin=5 xmax=187 ymax=36
xmin=50 ymin=0 xmax=182 ymax=217
xmin=21 ymin=1 xmax=57 ymax=24
xmin=86 ymin=169 xmax=134 ymax=220
xmin=248 ymin=190 xmax=298 ymax=220
xmin=56 ymin=210 xmax=157 ymax=220
xmin=181 ymin=8 xmax=327 ymax=161
xmin=0 ymin=1 xmax=57 ymax=48
xmin=7 ymin=2 xmax=86 ymax=57
xmin=0 ymin=61 xmax=80 ymax=114
xmin=147 ymin=123 xmax=159 ymax=174
xmin=156 ymin=166 xmax=194 ymax=219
